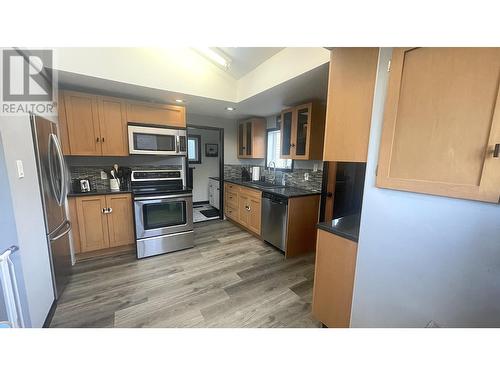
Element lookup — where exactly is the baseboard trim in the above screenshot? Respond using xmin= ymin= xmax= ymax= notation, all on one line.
xmin=43 ymin=299 xmax=57 ymax=328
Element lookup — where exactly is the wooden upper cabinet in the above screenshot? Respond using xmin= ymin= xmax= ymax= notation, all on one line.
xmin=63 ymin=91 xmax=101 ymax=156
xmin=377 ymin=48 xmax=500 ymax=203
xmin=237 ymin=118 xmax=265 ymax=159
xmin=106 ymin=194 xmax=134 ymax=248
xmin=126 ymin=101 xmax=186 ymax=128
xmin=98 ymin=96 xmax=128 ymax=156
xmin=280 ymin=102 xmax=326 ymax=160
xmin=57 ymin=92 xmax=71 ymax=155
xmin=323 ymin=48 xmax=379 ymax=162
xmin=280 ymin=108 xmax=294 ymax=158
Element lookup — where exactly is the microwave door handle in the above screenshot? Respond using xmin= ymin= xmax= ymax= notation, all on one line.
xmin=176 ymin=136 xmax=180 ymax=153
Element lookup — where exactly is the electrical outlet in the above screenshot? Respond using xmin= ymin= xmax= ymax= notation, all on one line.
xmin=304 ymin=172 xmax=309 ymax=181
xmin=313 ymin=163 xmax=318 ymax=172
xmin=100 ymin=170 xmax=108 ymax=180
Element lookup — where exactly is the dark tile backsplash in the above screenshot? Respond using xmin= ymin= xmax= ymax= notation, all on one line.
xmin=68 ymin=165 xmax=182 ymax=191
xmin=223 ymin=164 xmax=323 ymax=192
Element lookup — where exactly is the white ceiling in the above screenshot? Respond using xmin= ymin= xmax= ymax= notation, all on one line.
xmin=218 ymin=47 xmax=284 ymax=79
xmin=57 ymin=62 xmax=329 ymax=120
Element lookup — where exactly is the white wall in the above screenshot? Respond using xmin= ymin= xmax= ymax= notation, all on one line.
xmin=236 ymin=48 xmax=330 ymax=101
xmin=187 ymin=127 xmax=220 ymax=202
xmin=350 ymin=48 xmax=500 ymax=328
xmin=0 ymin=116 xmax=55 ymax=327
xmin=54 ymin=48 xmax=237 ymax=102
xmin=187 ymin=113 xmax=239 ymax=164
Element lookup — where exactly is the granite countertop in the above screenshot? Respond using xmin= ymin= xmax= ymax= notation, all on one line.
xmin=317 ymin=214 xmax=361 ymax=242
xmin=209 ymin=176 xmax=220 ymax=181
xmin=67 ymin=188 xmax=132 ymax=197
xmin=224 ymin=178 xmax=321 ymax=198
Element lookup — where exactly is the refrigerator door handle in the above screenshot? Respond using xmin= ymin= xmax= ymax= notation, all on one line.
xmin=49 ymin=220 xmax=71 ymax=241
xmin=48 ymin=133 xmax=67 ymax=206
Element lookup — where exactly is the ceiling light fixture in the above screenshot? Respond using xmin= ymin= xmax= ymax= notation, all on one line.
xmin=225 ymin=107 xmax=235 ymax=111
xmin=175 ymin=99 xmax=184 ymax=103
xmin=194 ymin=48 xmax=231 ymax=70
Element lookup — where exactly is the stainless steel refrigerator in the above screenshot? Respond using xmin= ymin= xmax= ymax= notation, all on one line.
xmin=30 ymin=114 xmax=72 ymax=299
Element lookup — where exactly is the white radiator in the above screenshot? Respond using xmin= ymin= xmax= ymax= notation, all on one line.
xmin=0 ymin=246 xmax=24 ymax=328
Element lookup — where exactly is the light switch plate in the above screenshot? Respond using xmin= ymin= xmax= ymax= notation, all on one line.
xmin=16 ymin=160 xmax=24 ymax=178
xmin=100 ymin=170 xmax=108 ymax=180
xmin=304 ymin=172 xmax=309 ymax=181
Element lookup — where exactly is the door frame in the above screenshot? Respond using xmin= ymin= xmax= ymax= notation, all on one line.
xmin=186 ymin=124 xmax=225 ymax=221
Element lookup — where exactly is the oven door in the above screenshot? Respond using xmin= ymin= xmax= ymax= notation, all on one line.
xmin=128 ymin=125 xmax=184 ymax=155
xmin=134 ymin=193 xmax=193 ymax=239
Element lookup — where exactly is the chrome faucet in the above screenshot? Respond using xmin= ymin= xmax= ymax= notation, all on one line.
xmin=269 ymin=161 xmax=276 ymax=184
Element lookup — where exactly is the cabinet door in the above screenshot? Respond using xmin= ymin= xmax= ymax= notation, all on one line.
xmin=280 ymin=109 xmax=294 ymax=158
xmin=323 ymin=48 xmax=379 ymax=162
xmin=377 ymin=48 xmax=500 ymax=203
xmin=294 ymin=103 xmax=311 ymax=159
xmin=126 ymin=101 xmax=186 ymax=127
xmin=106 ymin=194 xmax=135 ymax=248
xmin=57 ymin=92 xmax=71 ymax=155
xmin=312 ymin=230 xmax=357 ymax=328
xmin=238 ymin=194 xmax=249 ymax=226
xmin=245 ymin=121 xmax=252 ymax=156
xmin=75 ymin=195 xmax=109 ymax=252
xmin=247 ymin=196 xmax=261 ymax=235
xmin=98 ymin=96 xmax=128 ymax=156
xmin=237 ymin=122 xmax=246 ymax=158
xmin=64 ymin=91 xmax=102 ymax=156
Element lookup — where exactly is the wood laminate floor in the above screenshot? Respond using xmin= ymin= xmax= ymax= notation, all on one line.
xmin=50 ymin=220 xmax=320 ymax=328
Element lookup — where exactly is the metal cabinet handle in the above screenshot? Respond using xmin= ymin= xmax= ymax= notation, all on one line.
xmin=494 ymin=144 xmax=500 ymax=158
xmin=245 ymin=205 xmax=251 ymax=211
xmin=96 ymin=137 xmax=100 ymax=143
xmin=101 ymin=137 xmax=105 ymax=143
xmin=108 ymin=207 xmax=113 ymax=213
xmin=102 ymin=208 xmax=106 ymax=213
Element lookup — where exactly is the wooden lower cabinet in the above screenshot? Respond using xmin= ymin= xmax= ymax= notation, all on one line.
xmin=106 ymin=194 xmax=135 ymax=247
xmin=74 ymin=195 xmax=109 ymax=252
xmin=70 ymin=193 xmax=134 ymax=254
xmin=312 ymin=229 xmax=358 ymax=328
xmin=223 ymin=183 xmax=262 ymax=235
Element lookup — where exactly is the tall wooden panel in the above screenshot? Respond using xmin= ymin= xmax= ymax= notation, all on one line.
xmin=312 ymin=229 xmax=358 ymax=328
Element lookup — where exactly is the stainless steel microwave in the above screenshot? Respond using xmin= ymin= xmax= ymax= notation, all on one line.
xmin=128 ymin=125 xmax=187 ymax=156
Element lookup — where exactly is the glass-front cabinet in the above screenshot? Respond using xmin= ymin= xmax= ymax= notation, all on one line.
xmin=280 ymin=108 xmax=294 ymax=158
xmin=279 ymin=102 xmax=326 ymax=160
xmin=237 ymin=118 xmax=266 ymax=159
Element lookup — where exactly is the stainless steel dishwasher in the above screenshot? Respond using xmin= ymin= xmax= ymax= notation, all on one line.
xmin=261 ymin=192 xmax=288 ymax=252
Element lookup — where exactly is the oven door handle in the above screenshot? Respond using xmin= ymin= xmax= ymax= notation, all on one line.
xmin=134 ymin=193 xmax=192 ymax=201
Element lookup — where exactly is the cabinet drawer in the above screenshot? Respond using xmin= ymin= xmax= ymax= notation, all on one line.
xmin=224 ymin=205 xmax=238 ymax=221
xmin=239 ymin=186 xmax=261 ymax=201
xmin=225 ymin=191 xmax=239 ymax=206
xmin=224 ymin=182 xmax=239 ymax=193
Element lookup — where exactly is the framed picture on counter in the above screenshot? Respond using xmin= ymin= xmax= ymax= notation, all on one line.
xmin=205 ymin=143 xmax=218 ymax=157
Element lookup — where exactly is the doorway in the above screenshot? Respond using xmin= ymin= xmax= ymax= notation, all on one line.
xmin=186 ymin=125 xmax=224 ymax=223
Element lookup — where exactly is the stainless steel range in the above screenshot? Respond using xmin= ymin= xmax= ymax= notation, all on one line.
xmin=131 ymin=169 xmax=194 ymax=259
